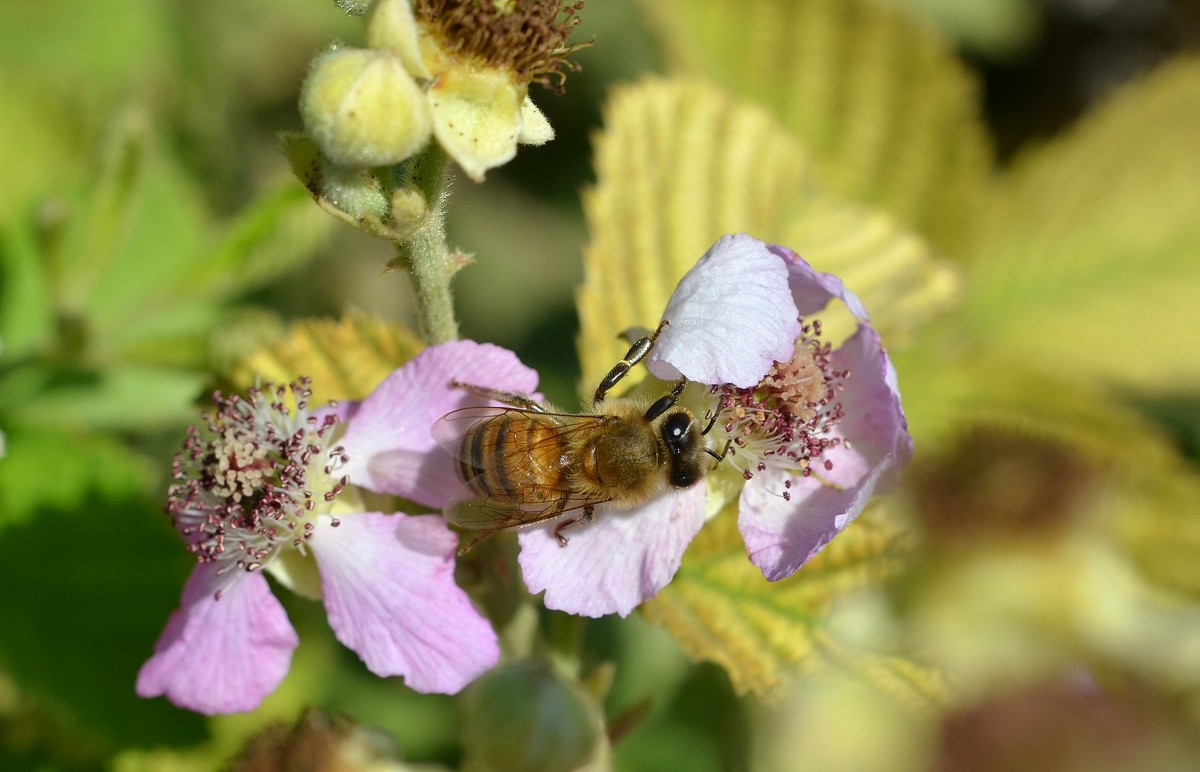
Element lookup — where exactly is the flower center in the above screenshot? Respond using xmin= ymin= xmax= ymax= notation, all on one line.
xmin=415 ymin=0 xmax=588 ymax=90
xmin=165 ymin=381 xmax=348 ymax=584
xmin=711 ymin=320 xmax=847 ymax=495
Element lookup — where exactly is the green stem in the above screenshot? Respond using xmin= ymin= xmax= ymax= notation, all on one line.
xmin=394 ymin=144 xmax=460 ymax=344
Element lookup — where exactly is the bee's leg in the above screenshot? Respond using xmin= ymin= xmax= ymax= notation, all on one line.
xmin=456 ymin=529 xmax=497 ymax=556
xmin=594 ymin=319 xmax=670 ymax=403
xmin=643 ymin=376 xmax=689 ymax=420
xmin=553 ymin=505 xmax=594 ymax=547
xmin=451 ymin=380 xmax=547 ymax=413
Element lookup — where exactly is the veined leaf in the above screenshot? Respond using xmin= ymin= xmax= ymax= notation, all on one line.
xmin=962 ymin=57 xmax=1200 ymax=393
xmin=578 ymin=77 xmax=956 ymax=392
xmin=226 ymin=313 xmax=424 ymax=404
xmin=641 ymin=0 xmax=992 ymax=254
xmin=642 ymin=501 xmax=933 ymax=702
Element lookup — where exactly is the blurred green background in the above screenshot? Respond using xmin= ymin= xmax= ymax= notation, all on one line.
xmin=2 ymin=1 xmax=1199 ymax=770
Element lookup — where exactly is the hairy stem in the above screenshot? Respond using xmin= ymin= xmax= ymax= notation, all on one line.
xmin=394 ymin=144 xmax=460 ymax=344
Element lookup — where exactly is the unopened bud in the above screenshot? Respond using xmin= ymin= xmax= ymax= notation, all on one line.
xmin=300 ymin=47 xmax=431 ymax=168
xmin=462 ymin=660 xmax=609 ymax=772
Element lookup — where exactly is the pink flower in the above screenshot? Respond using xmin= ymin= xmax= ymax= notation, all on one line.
xmin=375 ymin=235 xmax=910 ymax=619
xmin=518 ymin=234 xmax=912 ymax=614
xmin=137 ymin=343 xmax=535 ymax=715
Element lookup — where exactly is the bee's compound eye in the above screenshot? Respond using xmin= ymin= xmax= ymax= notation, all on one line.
xmin=661 ymin=412 xmax=692 ymax=450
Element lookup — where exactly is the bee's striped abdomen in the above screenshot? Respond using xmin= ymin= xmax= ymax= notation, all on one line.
xmin=457 ymin=413 xmax=568 ymax=502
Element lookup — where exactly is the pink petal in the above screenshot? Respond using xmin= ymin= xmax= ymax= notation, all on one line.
xmin=338 ymin=341 xmax=538 ymax=507
xmin=136 ymin=565 xmax=297 ymax=715
xmin=517 ymin=485 xmax=708 ymax=618
xmin=314 ymin=512 xmax=499 ymax=693
xmin=738 ymin=325 xmax=912 ymax=581
xmin=738 ymin=464 xmax=888 ymax=582
xmin=649 ymin=234 xmax=801 ymax=388
xmin=769 ymin=243 xmax=871 ymax=321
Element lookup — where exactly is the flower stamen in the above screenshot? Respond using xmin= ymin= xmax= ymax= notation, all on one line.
xmin=415 ymin=0 xmax=590 ymax=92
xmin=164 ymin=381 xmax=347 ymax=588
xmin=711 ymin=319 xmax=847 ymax=484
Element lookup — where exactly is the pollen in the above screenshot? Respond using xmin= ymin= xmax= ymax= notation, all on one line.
xmin=165 ymin=380 xmax=348 ymax=581
xmin=713 ymin=319 xmax=846 ymax=480
xmin=415 ymin=0 xmax=589 ymax=91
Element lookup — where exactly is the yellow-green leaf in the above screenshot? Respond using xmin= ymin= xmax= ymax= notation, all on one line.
xmin=962 ymin=57 xmax=1200 ymax=393
xmin=578 ymin=77 xmax=957 ymax=391
xmin=641 ymin=501 xmax=930 ymax=702
xmin=641 ymin=0 xmax=992 ymax=254
xmin=226 ymin=313 xmax=424 ymax=403
xmin=892 ymin=343 xmax=1200 ymax=600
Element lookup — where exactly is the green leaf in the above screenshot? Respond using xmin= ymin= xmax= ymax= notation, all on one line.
xmin=577 ymin=77 xmax=956 ymax=392
xmin=0 ymin=201 xmax=55 ymax=358
xmin=12 ymin=364 xmax=207 ymax=432
xmin=55 ymin=111 xmax=211 ymax=348
xmin=182 ymin=181 xmax=336 ymax=301
xmin=0 ymin=1 xmax=173 ymax=107
xmin=0 ymin=477 xmax=206 ymax=748
xmin=0 ymin=428 xmax=149 ymax=532
xmin=641 ymin=502 xmax=940 ymax=703
xmin=0 ymin=70 xmax=92 ymax=222
xmin=961 ymin=57 xmax=1200 ymax=393
xmin=641 ymin=0 xmax=992 ymax=254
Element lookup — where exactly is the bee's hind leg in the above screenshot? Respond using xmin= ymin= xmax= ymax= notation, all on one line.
xmin=553 ymin=505 xmax=594 ymax=547
xmin=451 ymin=380 xmax=546 ymax=413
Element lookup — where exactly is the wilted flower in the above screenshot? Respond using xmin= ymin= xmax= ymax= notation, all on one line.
xmin=136 ymin=344 xmax=535 ymax=714
xmin=301 ymin=0 xmax=584 ymax=180
xmin=515 ymin=234 xmax=912 ymax=615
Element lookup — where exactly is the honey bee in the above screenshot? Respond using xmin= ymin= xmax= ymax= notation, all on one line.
xmin=434 ymin=322 xmax=727 ymax=547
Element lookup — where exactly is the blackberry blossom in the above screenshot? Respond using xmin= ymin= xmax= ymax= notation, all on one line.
xmin=137 ymin=343 xmax=536 ymax=714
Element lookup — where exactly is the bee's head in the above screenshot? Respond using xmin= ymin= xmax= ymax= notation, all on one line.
xmin=659 ymin=410 xmax=705 ymax=488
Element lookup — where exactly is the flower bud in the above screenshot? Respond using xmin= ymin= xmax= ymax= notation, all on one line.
xmin=300 ymin=47 xmax=431 ymax=168
xmin=462 ymin=660 xmax=609 ymax=772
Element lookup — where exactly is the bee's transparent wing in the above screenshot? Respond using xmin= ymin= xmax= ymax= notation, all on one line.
xmin=434 ymin=406 xmax=611 ymax=531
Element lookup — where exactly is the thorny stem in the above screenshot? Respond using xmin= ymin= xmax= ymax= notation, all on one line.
xmin=394 ymin=143 xmax=460 ymax=344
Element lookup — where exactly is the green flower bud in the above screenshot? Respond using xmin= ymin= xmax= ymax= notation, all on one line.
xmin=300 ymin=47 xmax=432 ymax=168
xmin=462 ymin=660 xmax=609 ymax=772
xmin=389 ymin=186 xmax=428 ymax=236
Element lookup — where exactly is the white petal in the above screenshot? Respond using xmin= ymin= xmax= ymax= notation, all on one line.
xmin=649 ymin=234 xmax=801 ymax=388
xmin=517 ymin=485 xmax=707 ymax=618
